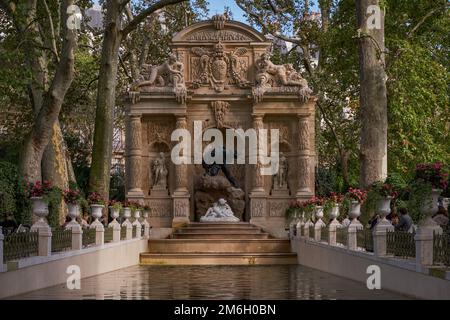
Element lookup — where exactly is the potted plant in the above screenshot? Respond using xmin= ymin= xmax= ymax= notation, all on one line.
xmin=109 ymin=200 xmax=122 ymax=222
xmin=143 ymin=205 xmax=151 ymax=219
xmin=302 ymin=198 xmax=316 ymax=227
xmin=285 ymin=200 xmax=301 ymax=225
xmin=122 ymin=201 xmax=133 ymax=221
xmin=312 ymin=196 xmax=326 ymax=222
xmin=63 ymin=188 xmax=82 ymax=222
xmin=88 ymin=192 xmax=105 ymax=223
xmin=133 ymin=202 xmax=143 ymax=220
xmin=411 ymin=162 xmax=449 ymax=225
xmin=366 ymin=180 xmax=398 ymax=220
xmin=325 ymin=192 xmax=344 ymax=223
xmin=27 ymin=180 xmax=54 ymax=222
xmin=345 ymin=187 xmax=367 ymax=220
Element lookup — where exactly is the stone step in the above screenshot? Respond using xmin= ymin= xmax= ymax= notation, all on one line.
xmin=148 ymin=239 xmax=291 ymax=254
xmin=172 ymin=232 xmax=270 ymax=239
xmin=187 ymin=222 xmax=254 ymax=228
xmin=140 ymin=252 xmax=298 ymax=265
xmin=177 ymin=227 xmax=262 ymax=234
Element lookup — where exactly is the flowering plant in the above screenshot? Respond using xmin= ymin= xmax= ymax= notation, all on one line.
xmin=327 ymin=192 xmax=345 ymax=205
xmin=143 ymin=205 xmax=150 ymax=211
xmin=346 ymin=187 xmax=367 ymax=203
xmin=311 ymin=196 xmax=326 ymax=207
xmin=109 ymin=200 xmax=122 ymax=210
xmin=370 ymin=181 xmax=398 ymax=198
xmin=63 ymin=188 xmax=82 ymax=204
xmin=414 ymin=162 xmax=448 ymax=190
xmin=87 ymin=192 xmax=105 ymax=205
xmin=27 ymin=180 xmax=53 ymax=198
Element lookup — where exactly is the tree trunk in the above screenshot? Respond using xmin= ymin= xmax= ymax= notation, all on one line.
xmin=19 ymin=0 xmax=78 ymax=183
xmin=89 ymin=0 xmax=123 ymax=203
xmin=356 ymin=0 xmax=388 ymax=188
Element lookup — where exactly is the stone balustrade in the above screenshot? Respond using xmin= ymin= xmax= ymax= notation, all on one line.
xmin=0 ymin=216 xmax=151 ymax=272
xmin=294 ymin=217 xmax=449 ymax=271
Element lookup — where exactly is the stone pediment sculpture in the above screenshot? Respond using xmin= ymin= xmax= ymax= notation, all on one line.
xmin=253 ymin=52 xmax=313 ymax=103
xmin=132 ymin=53 xmax=187 ymax=104
xmin=190 ymin=42 xmax=251 ymax=92
xmin=200 ymin=198 xmax=240 ymax=222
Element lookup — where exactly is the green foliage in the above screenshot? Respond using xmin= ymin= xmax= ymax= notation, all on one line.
xmin=46 ymin=188 xmax=63 ymax=228
xmin=407 ymin=180 xmax=432 ymax=223
xmin=0 ymin=161 xmax=32 ymax=224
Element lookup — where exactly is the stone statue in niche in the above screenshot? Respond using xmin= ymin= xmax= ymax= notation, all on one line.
xmin=253 ymin=52 xmax=312 ymax=103
xmin=200 ymin=198 xmax=240 ymax=222
xmin=191 ymin=42 xmax=250 ymax=92
xmin=273 ymin=152 xmax=288 ymax=190
xmin=151 ymin=152 xmax=168 ymax=190
xmin=133 ymin=53 xmax=186 ymax=104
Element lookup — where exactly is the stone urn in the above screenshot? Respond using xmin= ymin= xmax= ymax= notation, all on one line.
xmin=134 ymin=209 xmax=141 ymax=220
xmin=31 ymin=197 xmax=49 ymax=222
xmin=67 ymin=203 xmax=79 ymax=221
xmin=329 ymin=205 xmax=340 ymax=222
xmin=376 ymin=196 xmax=392 ymax=222
xmin=109 ymin=206 xmax=120 ymax=222
xmin=419 ymin=189 xmax=442 ymax=227
xmin=123 ymin=207 xmax=132 ymax=221
xmin=90 ymin=204 xmax=104 ymax=222
xmin=315 ymin=206 xmax=324 ymax=220
xmin=143 ymin=210 xmax=150 ymax=219
xmin=349 ymin=201 xmax=361 ymax=220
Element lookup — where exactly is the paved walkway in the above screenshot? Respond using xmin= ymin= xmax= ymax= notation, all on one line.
xmin=12 ymin=265 xmax=411 ymax=299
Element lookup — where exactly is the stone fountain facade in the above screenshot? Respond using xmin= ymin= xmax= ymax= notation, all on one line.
xmin=124 ymin=15 xmax=316 ymax=238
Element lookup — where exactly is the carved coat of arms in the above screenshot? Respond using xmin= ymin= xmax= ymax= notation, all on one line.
xmin=191 ymin=42 xmax=250 ymax=92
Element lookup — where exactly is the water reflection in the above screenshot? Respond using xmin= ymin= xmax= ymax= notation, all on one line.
xmin=12 ymin=265 xmax=409 ymax=300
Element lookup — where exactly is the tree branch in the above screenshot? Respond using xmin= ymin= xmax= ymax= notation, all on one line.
xmin=121 ymin=0 xmax=187 ymax=36
xmin=41 ymin=0 xmax=59 ymax=62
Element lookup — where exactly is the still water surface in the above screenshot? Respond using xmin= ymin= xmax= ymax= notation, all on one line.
xmin=13 ymin=265 xmax=410 ymax=300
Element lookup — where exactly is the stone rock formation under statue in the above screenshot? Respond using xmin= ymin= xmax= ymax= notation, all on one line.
xmin=194 ymin=175 xmax=245 ymax=221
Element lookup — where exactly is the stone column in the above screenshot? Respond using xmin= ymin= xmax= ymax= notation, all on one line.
xmin=66 ymin=222 xmax=82 ymax=250
xmin=296 ymin=114 xmax=313 ymax=197
xmin=172 ymin=115 xmax=190 ymax=227
xmin=415 ymin=224 xmax=442 ymax=268
xmin=31 ymin=219 xmax=52 ymax=256
xmin=314 ymin=219 xmax=326 ymax=242
xmin=347 ymin=226 xmax=358 ymax=251
xmin=38 ymin=227 xmax=52 ymax=257
xmin=121 ymin=217 xmax=133 ymax=240
xmin=303 ymin=223 xmax=310 ymax=238
xmin=90 ymin=221 xmax=104 ymax=246
xmin=328 ymin=220 xmax=341 ymax=246
xmin=127 ymin=114 xmax=144 ymax=199
xmin=108 ymin=220 xmax=121 ymax=243
xmin=249 ymin=115 xmax=267 ymax=224
xmin=141 ymin=212 xmax=150 ymax=239
xmin=373 ymin=220 xmax=394 ymax=257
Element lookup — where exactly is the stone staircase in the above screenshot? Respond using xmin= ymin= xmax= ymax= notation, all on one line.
xmin=140 ymin=222 xmax=297 ymax=265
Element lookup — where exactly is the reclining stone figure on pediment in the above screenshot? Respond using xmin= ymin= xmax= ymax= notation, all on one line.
xmin=253 ymin=52 xmax=312 ymax=103
xmin=132 ymin=53 xmax=187 ymax=104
